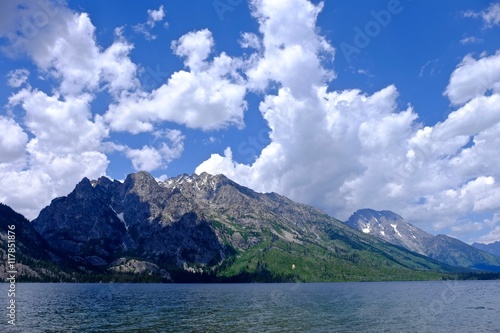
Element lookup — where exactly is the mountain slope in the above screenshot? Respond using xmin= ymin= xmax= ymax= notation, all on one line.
xmin=346 ymin=209 xmax=500 ymax=272
xmin=31 ymin=172 xmax=463 ymax=282
xmin=346 ymin=209 xmax=433 ymax=255
xmin=0 ymin=203 xmax=71 ymax=281
xmin=472 ymin=241 xmax=500 ymax=258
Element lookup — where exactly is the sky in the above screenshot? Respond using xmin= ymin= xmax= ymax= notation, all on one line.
xmin=0 ymin=0 xmax=500 ymax=245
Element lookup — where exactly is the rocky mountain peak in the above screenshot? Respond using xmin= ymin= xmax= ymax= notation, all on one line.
xmin=347 ymin=209 xmax=434 ymax=255
xmin=350 ymin=209 xmax=406 ymax=225
xmin=32 ymin=171 xmax=230 ymax=270
xmin=73 ymin=177 xmax=94 ymax=196
xmin=124 ymin=171 xmax=158 ymax=191
xmin=94 ymin=175 xmax=112 ymax=187
xmin=160 ymin=172 xmax=230 ymax=190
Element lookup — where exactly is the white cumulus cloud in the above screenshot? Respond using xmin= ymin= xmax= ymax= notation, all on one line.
xmin=246 ymin=0 xmax=334 ymax=96
xmin=464 ymin=3 xmax=500 ymax=28
xmin=0 ymin=117 xmax=29 ymax=163
xmin=147 ymin=5 xmax=166 ymax=26
xmin=124 ymin=129 xmax=185 ymax=172
xmin=197 ymin=0 xmax=500 ymax=244
xmin=104 ymin=29 xmax=247 ymax=133
xmin=0 ymin=0 xmax=141 ymax=219
xmin=133 ymin=5 xmax=167 ymax=40
xmin=6 ymin=68 xmax=30 ymax=87
xmin=444 ymin=52 xmax=500 ymax=105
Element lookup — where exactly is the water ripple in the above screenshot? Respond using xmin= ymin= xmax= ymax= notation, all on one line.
xmin=1 ymin=281 xmax=499 ymax=332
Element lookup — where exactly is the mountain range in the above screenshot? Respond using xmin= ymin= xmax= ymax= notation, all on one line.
xmin=1 ymin=172 xmax=499 ymax=282
xmin=472 ymin=241 xmax=500 ymax=258
xmin=346 ymin=209 xmax=500 ymax=272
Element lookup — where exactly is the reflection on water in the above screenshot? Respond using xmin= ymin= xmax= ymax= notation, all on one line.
xmin=1 ymin=280 xmax=499 ymax=332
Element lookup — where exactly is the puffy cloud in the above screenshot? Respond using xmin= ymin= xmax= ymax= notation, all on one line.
xmin=35 ymin=12 xmax=102 ymax=96
xmin=444 ymin=52 xmax=500 ymax=105
xmin=157 ymin=129 xmax=185 ymax=162
xmin=124 ymin=129 xmax=185 ymax=172
xmin=6 ymin=68 xmax=29 ymax=87
xmin=198 ymin=0 xmax=410 ymax=219
xmin=196 ymin=0 xmax=500 ymax=244
xmin=239 ymin=32 xmax=261 ymax=50
xmin=198 ymin=91 xmax=500 ymax=242
xmin=133 ymin=5 xmax=167 ymax=40
xmin=464 ymin=3 xmax=500 ymax=28
xmin=147 ymin=5 xmax=166 ymax=26
xmin=482 ymin=3 xmax=500 ymax=27
xmin=477 ymin=213 xmax=500 ymax=244
xmin=0 ymin=117 xmax=28 ymax=163
xmin=126 ymin=146 xmax=163 ymax=172
xmin=9 ymin=90 xmax=108 ymax=154
xmin=100 ymin=29 xmax=139 ymax=96
xmin=35 ymin=14 xmax=138 ymax=97
xmin=106 ymin=128 xmax=185 ymax=172
xmin=0 ymin=2 xmax=101 ymax=96
xmin=0 ymin=0 xmax=140 ymax=219
xmin=2 ymin=88 xmax=110 ymax=219
xmin=1 ymin=1 xmax=139 ymax=97
xmin=196 ymin=85 xmax=419 ymax=219
xmin=104 ymin=29 xmax=247 ymax=133
xmin=246 ymin=0 xmax=334 ymax=96
xmin=172 ymin=29 xmax=214 ymax=72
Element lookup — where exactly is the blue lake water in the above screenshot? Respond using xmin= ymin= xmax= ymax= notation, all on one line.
xmin=1 ymin=281 xmax=499 ymax=332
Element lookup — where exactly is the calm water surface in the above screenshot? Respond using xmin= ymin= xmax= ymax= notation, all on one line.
xmin=1 ymin=280 xmax=499 ymax=332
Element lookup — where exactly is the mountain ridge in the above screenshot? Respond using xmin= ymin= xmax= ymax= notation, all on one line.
xmin=29 ymin=171 xmax=465 ymax=282
xmin=471 ymin=241 xmax=500 ymax=258
xmin=3 ymin=171 xmax=497 ymax=282
xmin=346 ymin=209 xmax=500 ymax=272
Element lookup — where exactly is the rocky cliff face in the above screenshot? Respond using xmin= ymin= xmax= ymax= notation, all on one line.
xmin=0 ymin=203 xmax=70 ymax=281
xmin=33 ymin=172 xmax=227 ymax=271
xmin=28 ymin=172 xmax=467 ymax=282
xmin=346 ymin=209 xmax=500 ymax=271
xmin=33 ymin=177 xmax=128 ymax=267
xmin=32 ymin=172 xmax=342 ymax=272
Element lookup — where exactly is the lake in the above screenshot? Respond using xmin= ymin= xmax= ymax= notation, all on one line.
xmin=1 ymin=281 xmax=499 ymax=332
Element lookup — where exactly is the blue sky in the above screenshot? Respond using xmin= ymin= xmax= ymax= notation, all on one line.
xmin=1 ymin=0 xmax=500 ymax=245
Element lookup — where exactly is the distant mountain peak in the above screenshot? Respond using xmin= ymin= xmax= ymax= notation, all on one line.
xmin=352 ymin=209 xmax=405 ymax=222
xmin=347 ymin=208 xmax=500 ymax=271
xmin=347 ymin=209 xmax=432 ymax=254
xmin=472 ymin=241 xmax=500 ymax=258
